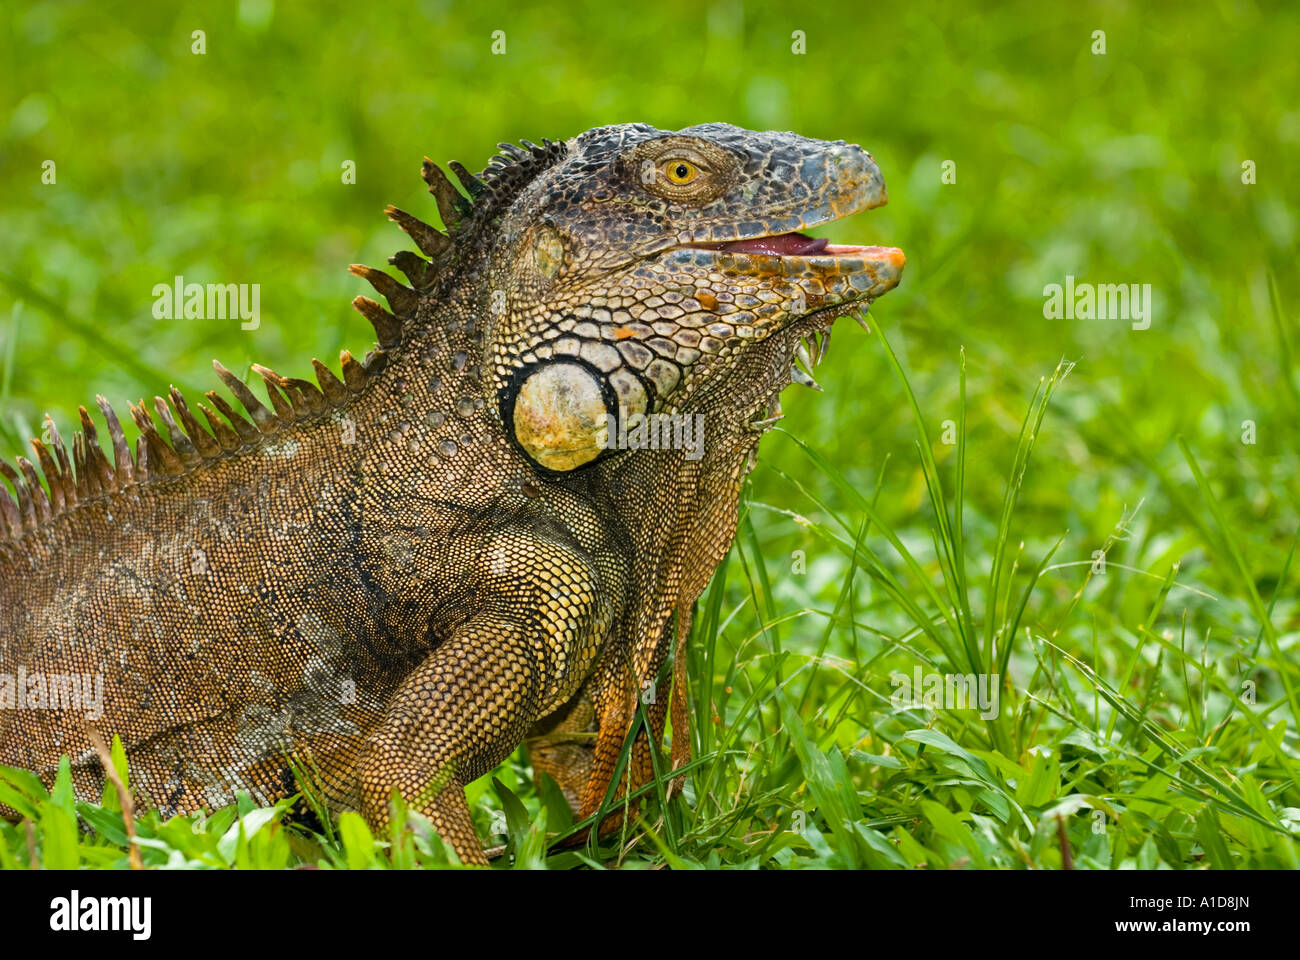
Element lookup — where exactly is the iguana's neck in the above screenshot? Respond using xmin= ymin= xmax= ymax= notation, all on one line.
xmin=588 ymin=417 xmax=756 ymax=630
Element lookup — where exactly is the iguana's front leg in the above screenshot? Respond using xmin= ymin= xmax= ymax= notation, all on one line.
xmin=358 ymin=617 xmax=542 ymax=864
xmin=358 ymin=529 xmax=612 ymax=865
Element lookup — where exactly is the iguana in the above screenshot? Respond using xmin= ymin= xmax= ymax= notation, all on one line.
xmin=0 ymin=122 xmax=903 ymax=865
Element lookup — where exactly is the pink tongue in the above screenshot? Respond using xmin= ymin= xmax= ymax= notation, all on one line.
xmin=705 ymin=233 xmax=830 ymax=256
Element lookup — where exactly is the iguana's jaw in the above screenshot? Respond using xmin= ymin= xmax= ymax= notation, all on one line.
xmin=674 ymin=235 xmax=905 ymax=314
xmin=675 ymin=200 xmax=905 ymax=324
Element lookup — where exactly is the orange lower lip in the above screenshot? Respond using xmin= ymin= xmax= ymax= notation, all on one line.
xmin=823 ymin=244 xmax=906 ymax=268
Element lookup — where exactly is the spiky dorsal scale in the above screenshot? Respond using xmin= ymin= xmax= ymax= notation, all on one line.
xmin=312 ymin=358 xmax=350 ymax=405
xmin=0 ymin=469 xmax=27 ymax=532
xmin=168 ymin=387 xmax=221 ymax=460
xmin=349 ymin=264 xmax=417 ymax=318
xmin=96 ymin=396 xmax=134 ymax=485
xmin=496 ymin=142 xmax=530 ymax=162
xmin=129 ymin=402 xmax=184 ymax=475
xmin=249 ymin=365 xmax=325 ymax=422
xmin=30 ymin=439 xmax=64 ymax=515
xmin=388 ymin=250 xmax=436 ymax=291
xmin=249 ymin=365 xmax=295 ymax=425
xmin=0 ymin=459 xmax=35 ymax=530
xmin=0 ymin=483 xmax=16 ymax=537
xmin=16 ymin=458 xmax=49 ymax=525
xmin=384 ymin=205 xmax=450 ymax=262
xmin=351 ymin=296 xmax=401 ymax=349
xmin=198 ymin=400 xmax=243 ymax=452
xmin=71 ymin=432 xmax=90 ymax=500
xmin=153 ymin=396 xmax=201 ymax=466
xmin=78 ymin=406 xmax=117 ymax=492
xmin=447 ymin=160 xmax=485 ymax=198
xmin=212 ymin=361 xmax=278 ymax=433
xmin=204 ymin=391 xmax=261 ymax=444
xmin=279 ymin=376 xmax=327 ymax=416
xmin=339 ymin=350 xmax=367 ymax=392
xmin=360 ymin=348 xmax=390 ymax=378
xmin=47 ymin=418 xmax=77 ymax=508
xmin=422 ymin=157 xmax=473 ymax=230
xmin=132 ymin=436 xmax=148 ymax=482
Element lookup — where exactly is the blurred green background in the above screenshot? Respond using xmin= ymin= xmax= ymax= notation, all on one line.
xmin=1 ymin=0 xmax=1297 ymax=868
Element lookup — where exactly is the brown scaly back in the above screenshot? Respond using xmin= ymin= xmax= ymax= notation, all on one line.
xmin=0 ymin=138 xmax=572 ymax=546
xmin=0 ymin=363 xmax=340 ymax=546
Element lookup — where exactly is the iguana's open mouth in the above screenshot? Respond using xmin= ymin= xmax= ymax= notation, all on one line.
xmin=684 ymin=229 xmax=905 ymax=275
xmin=678 ymin=227 xmax=906 ymax=309
xmin=691 ymin=232 xmax=832 ymax=256
xmin=688 ymin=231 xmax=900 ymax=260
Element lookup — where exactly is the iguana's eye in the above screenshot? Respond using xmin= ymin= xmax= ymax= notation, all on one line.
xmin=632 ymin=137 xmax=734 ymax=202
xmin=663 ymin=160 xmax=700 ymax=184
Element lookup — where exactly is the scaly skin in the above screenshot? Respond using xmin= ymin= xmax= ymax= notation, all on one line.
xmin=0 ymin=123 xmax=903 ymax=864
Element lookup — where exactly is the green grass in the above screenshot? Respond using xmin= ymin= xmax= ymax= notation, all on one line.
xmin=1 ymin=0 xmax=1298 ymax=868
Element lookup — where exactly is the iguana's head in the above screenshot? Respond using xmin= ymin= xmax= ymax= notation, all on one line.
xmin=471 ymin=122 xmax=904 ymax=473
xmin=374 ymin=123 xmax=902 ymax=475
